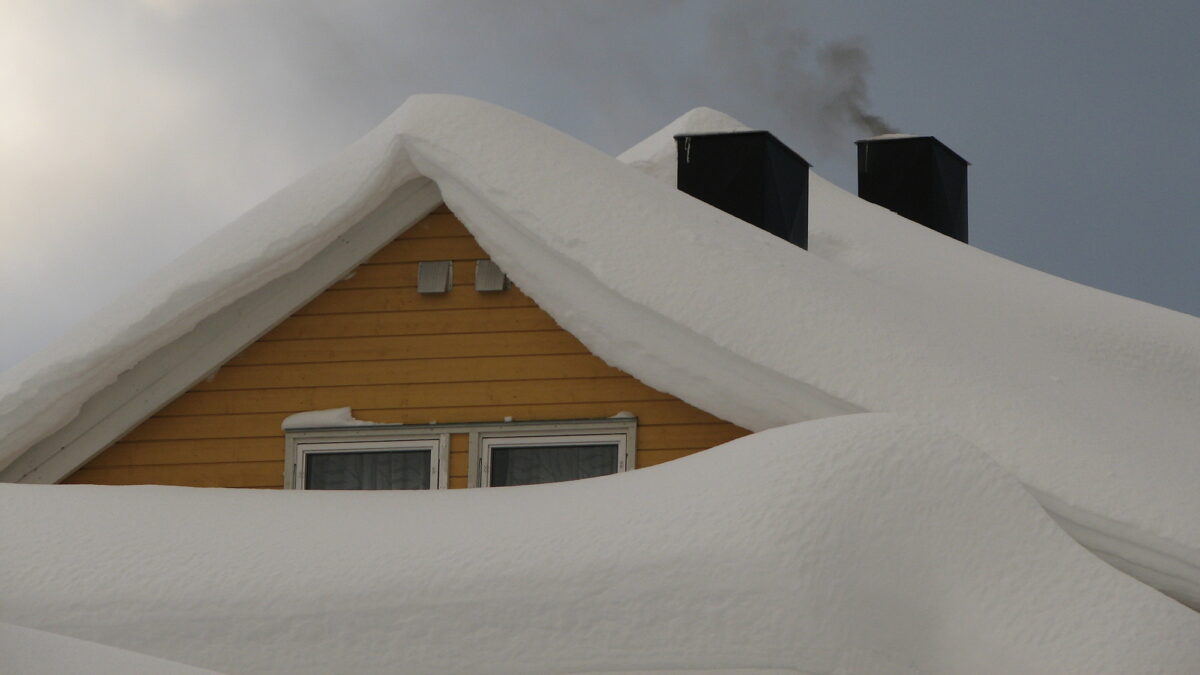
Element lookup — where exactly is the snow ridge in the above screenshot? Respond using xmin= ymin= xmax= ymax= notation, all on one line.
xmin=617 ymin=107 xmax=1200 ymax=609
xmin=1 ymin=95 xmax=1198 ymax=613
xmin=3 ymin=415 xmax=1197 ymax=673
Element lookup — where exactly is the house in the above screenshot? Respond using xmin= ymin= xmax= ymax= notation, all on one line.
xmin=20 ymin=195 xmax=751 ymax=491
xmin=1 ymin=95 xmax=1199 ymax=672
xmin=0 ymin=127 xmax=762 ymax=492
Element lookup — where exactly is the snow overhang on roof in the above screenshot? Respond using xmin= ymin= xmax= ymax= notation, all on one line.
xmin=0 ymin=95 xmax=1199 ymax=609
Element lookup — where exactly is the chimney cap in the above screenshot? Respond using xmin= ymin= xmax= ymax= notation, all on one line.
xmin=861 ymin=132 xmax=918 ymax=141
xmin=855 ymin=134 xmax=970 ymax=166
xmin=674 ymin=130 xmax=811 ymax=169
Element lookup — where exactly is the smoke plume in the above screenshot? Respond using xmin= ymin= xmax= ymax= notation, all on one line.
xmin=818 ymin=40 xmax=898 ymax=136
xmin=706 ymin=2 xmax=897 ymax=147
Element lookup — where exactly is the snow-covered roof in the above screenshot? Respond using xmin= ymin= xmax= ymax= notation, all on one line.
xmin=3 ymin=415 xmax=1198 ymax=673
xmin=1 ymin=94 xmax=1199 ymax=617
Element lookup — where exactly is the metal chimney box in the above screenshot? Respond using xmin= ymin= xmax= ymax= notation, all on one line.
xmin=856 ymin=135 xmax=969 ymax=243
xmin=676 ymin=131 xmax=811 ymax=249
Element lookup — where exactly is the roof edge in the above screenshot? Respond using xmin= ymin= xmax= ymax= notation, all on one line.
xmin=1 ymin=180 xmax=441 ymax=483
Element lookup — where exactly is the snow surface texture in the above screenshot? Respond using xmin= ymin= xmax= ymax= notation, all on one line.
xmin=415 ymin=98 xmax=1200 ymax=609
xmin=0 ymin=622 xmax=222 ymax=674
xmin=3 ymin=415 xmax=1198 ymax=674
xmin=616 ymin=106 xmax=750 ymax=184
xmin=280 ymin=406 xmax=376 ymax=430
xmin=620 ymin=110 xmax=1200 ymax=609
xmin=1 ymin=95 xmax=1198 ymax=610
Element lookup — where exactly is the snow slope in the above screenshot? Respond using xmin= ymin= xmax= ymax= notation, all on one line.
xmin=0 ymin=95 xmax=1198 ymax=610
xmin=408 ymin=98 xmax=1200 ymax=608
xmin=0 ymin=622 xmax=221 ymax=674
xmin=620 ymin=109 xmax=1200 ymax=607
xmin=3 ymin=415 xmax=1197 ymax=674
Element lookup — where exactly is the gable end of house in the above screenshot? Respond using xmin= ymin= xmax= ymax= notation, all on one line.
xmin=43 ymin=203 xmax=746 ymax=488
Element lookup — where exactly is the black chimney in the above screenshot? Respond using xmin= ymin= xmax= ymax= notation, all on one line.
xmin=676 ymin=131 xmax=811 ymax=249
xmin=856 ymin=135 xmax=969 ymax=243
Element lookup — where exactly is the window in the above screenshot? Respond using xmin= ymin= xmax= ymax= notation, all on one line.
xmin=472 ymin=419 xmax=636 ymax=488
xmin=284 ymin=418 xmax=635 ymax=490
xmin=285 ymin=430 xmax=449 ymax=490
xmin=479 ymin=432 xmax=627 ymax=487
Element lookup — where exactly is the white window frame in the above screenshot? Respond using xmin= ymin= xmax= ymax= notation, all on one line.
xmin=469 ymin=419 xmax=637 ymax=488
xmin=478 ymin=432 xmax=628 ymax=488
xmin=283 ymin=417 xmax=636 ymax=490
xmin=284 ymin=428 xmax=450 ymax=490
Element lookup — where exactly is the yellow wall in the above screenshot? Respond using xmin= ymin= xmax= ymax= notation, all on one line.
xmin=65 ymin=207 xmax=749 ymax=488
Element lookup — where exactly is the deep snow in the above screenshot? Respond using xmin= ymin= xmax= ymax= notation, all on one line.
xmin=411 ymin=97 xmax=1200 ymax=608
xmin=620 ymin=107 xmax=1200 ymax=609
xmin=0 ymin=94 xmax=1198 ymax=616
xmin=2 ymin=415 xmax=1198 ymax=674
xmin=0 ymin=622 xmax=221 ymax=674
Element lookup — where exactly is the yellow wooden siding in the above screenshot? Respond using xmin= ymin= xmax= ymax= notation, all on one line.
xmin=64 ymin=208 xmax=750 ymax=488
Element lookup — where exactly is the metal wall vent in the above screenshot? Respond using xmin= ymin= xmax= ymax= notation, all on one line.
xmin=417 ymin=261 xmax=453 ymax=294
xmin=475 ymin=259 xmax=508 ymax=292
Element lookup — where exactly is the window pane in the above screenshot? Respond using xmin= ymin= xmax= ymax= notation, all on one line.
xmin=305 ymin=450 xmax=431 ymax=490
xmin=490 ymin=443 xmax=618 ymax=487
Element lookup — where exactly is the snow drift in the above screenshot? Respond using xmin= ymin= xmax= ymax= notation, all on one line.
xmin=408 ymin=97 xmax=1200 ymax=609
xmin=0 ymin=95 xmax=1198 ymax=611
xmin=0 ymin=622 xmax=221 ymax=675
xmin=619 ymin=108 xmax=1200 ymax=609
xmin=2 ymin=415 xmax=1197 ymax=674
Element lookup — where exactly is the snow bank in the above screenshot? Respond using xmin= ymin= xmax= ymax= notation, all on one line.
xmin=401 ymin=97 xmax=1200 ymax=608
xmin=3 ymin=415 xmax=1197 ymax=674
xmin=619 ymin=108 xmax=1200 ymax=607
xmin=2 ymin=94 xmax=1198 ymax=609
xmin=0 ymin=622 xmax=221 ymax=674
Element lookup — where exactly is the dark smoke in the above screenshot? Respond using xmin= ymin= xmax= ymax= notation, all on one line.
xmin=818 ymin=40 xmax=898 ymax=136
xmin=707 ymin=2 xmax=898 ymax=146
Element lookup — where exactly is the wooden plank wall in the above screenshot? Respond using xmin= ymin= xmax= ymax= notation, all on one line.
xmin=65 ymin=207 xmax=749 ymax=488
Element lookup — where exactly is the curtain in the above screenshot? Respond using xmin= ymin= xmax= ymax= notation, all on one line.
xmin=305 ymin=450 xmax=431 ymax=490
xmin=490 ymin=443 xmax=617 ymax=487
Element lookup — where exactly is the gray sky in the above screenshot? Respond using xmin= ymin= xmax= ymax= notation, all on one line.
xmin=2 ymin=0 xmax=1197 ymax=372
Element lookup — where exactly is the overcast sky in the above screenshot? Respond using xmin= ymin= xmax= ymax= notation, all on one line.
xmin=2 ymin=0 xmax=1197 ymax=372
